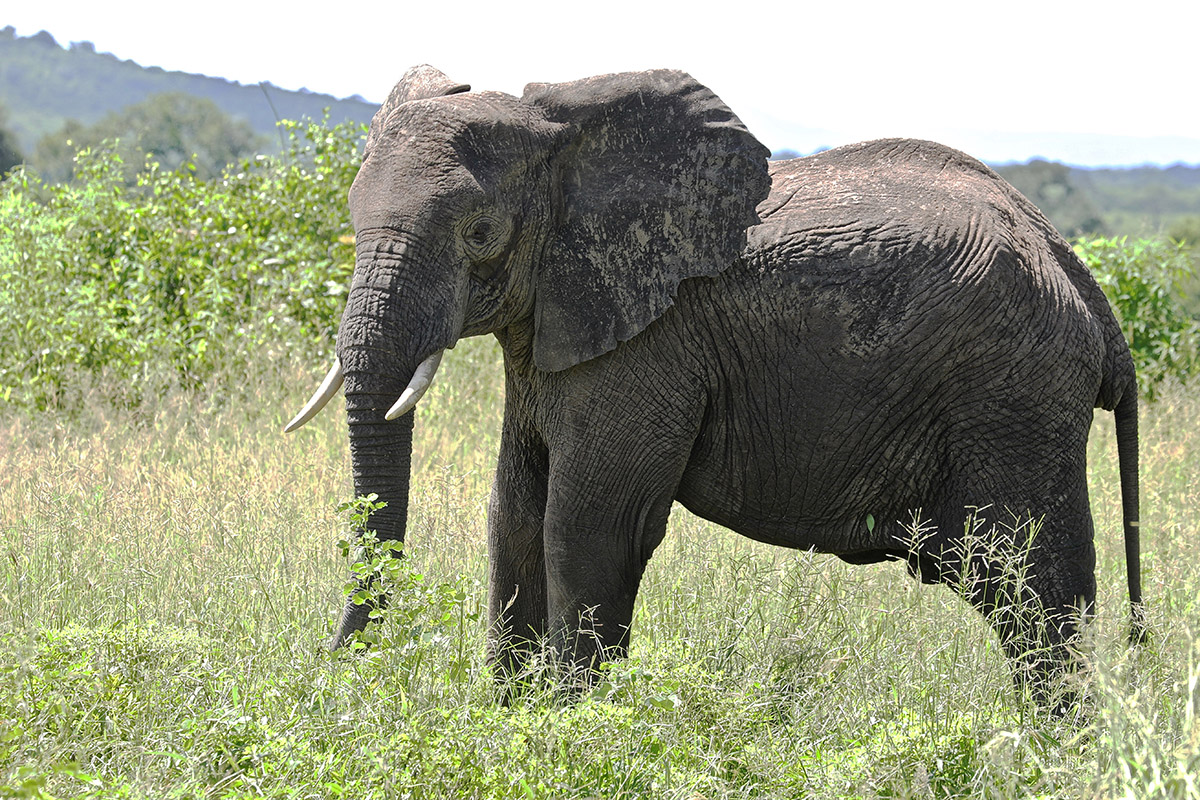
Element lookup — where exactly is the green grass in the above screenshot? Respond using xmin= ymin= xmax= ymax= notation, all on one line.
xmin=2 ymin=340 xmax=1199 ymax=799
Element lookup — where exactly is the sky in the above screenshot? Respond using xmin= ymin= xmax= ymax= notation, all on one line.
xmin=6 ymin=0 xmax=1200 ymax=166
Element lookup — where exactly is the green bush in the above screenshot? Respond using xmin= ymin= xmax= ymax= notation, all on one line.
xmin=0 ymin=118 xmax=364 ymax=412
xmin=1076 ymin=236 xmax=1200 ymax=400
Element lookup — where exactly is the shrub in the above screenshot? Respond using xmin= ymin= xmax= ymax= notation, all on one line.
xmin=1076 ymin=236 xmax=1200 ymax=400
xmin=0 ymin=118 xmax=364 ymax=412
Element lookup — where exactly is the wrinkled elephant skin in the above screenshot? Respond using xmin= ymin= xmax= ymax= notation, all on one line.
xmin=287 ymin=65 xmax=1142 ymax=706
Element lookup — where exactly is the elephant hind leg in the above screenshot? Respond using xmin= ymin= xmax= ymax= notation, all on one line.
xmin=961 ymin=511 xmax=1095 ymax=710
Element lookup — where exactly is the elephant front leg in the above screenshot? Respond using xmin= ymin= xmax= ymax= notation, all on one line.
xmin=541 ymin=455 xmax=680 ymax=682
xmin=486 ymin=423 xmax=550 ymax=680
xmin=529 ymin=362 xmax=702 ymax=684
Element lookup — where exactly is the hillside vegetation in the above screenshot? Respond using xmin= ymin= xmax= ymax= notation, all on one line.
xmin=0 ymin=27 xmax=375 ymax=154
xmin=2 ymin=118 xmax=1200 ymax=796
xmin=996 ymin=160 xmax=1200 ymax=240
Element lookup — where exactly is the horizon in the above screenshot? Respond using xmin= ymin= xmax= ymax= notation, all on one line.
xmin=4 ymin=1 xmax=1200 ymax=168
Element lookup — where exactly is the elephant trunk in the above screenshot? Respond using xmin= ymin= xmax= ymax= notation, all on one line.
xmin=327 ymin=370 xmax=416 ymax=649
xmin=345 ymin=381 xmax=416 ymax=542
xmin=328 ymin=231 xmax=456 ymax=649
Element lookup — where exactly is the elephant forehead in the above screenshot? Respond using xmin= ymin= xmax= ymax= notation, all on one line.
xmin=373 ymin=92 xmax=549 ymax=158
xmin=349 ymin=154 xmax=483 ymax=232
xmin=358 ymin=98 xmax=553 ymax=203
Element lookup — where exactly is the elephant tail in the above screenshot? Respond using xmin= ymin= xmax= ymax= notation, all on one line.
xmin=1114 ymin=387 xmax=1146 ymax=645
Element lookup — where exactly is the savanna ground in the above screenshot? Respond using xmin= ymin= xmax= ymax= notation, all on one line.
xmin=3 ymin=342 xmax=1199 ymax=799
xmin=2 ymin=124 xmax=1200 ymax=798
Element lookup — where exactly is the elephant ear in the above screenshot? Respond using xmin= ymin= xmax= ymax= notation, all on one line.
xmin=522 ymin=69 xmax=770 ymax=372
xmin=364 ymin=65 xmax=470 ymax=158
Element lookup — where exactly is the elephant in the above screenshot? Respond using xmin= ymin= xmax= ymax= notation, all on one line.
xmin=285 ymin=64 xmax=1143 ymax=704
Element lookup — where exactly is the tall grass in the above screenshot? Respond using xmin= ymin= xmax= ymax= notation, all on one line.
xmin=2 ymin=341 xmax=1198 ymax=799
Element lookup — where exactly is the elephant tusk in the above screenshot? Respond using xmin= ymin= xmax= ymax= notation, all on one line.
xmin=385 ymin=350 xmax=444 ymax=420
xmin=283 ymin=358 xmax=344 ymax=433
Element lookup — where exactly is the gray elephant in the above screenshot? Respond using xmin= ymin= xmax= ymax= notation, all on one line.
xmin=286 ymin=65 xmax=1142 ymax=703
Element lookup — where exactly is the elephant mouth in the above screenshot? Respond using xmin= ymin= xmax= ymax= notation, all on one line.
xmin=283 ymin=348 xmax=445 ymax=433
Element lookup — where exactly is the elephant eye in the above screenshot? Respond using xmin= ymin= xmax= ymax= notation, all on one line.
xmin=467 ymin=219 xmax=494 ymax=244
xmin=461 ymin=212 xmax=511 ymax=265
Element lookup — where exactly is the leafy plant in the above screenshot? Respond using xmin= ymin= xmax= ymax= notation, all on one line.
xmin=336 ymin=495 xmax=479 ymax=685
xmin=1076 ymin=236 xmax=1200 ymax=399
xmin=0 ymin=117 xmax=364 ymax=412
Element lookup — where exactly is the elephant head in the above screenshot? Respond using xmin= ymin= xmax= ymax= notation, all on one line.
xmin=286 ymin=65 xmax=770 ymax=647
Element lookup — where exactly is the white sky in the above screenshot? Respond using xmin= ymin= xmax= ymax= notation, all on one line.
xmin=6 ymin=0 xmax=1199 ymax=165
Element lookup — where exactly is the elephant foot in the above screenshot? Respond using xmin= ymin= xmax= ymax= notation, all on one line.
xmin=1000 ymin=625 xmax=1094 ymax=720
xmin=485 ymin=632 xmax=613 ymax=706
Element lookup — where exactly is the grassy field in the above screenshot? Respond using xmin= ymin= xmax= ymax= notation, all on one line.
xmin=2 ymin=337 xmax=1199 ymax=799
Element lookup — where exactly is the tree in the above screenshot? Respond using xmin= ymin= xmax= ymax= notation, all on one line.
xmin=1167 ymin=216 xmax=1200 ymax=317
xmin=33 ymin=92 xmax=265 ymax=182
xmin=996 ymin=159 xmax=1106 ymax=237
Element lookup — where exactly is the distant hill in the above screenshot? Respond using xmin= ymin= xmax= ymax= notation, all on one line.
xmin=1073 ymin=164 xmax=1200 ymax=234
xmin=0 ymin=27 xmax=377 ymax=154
